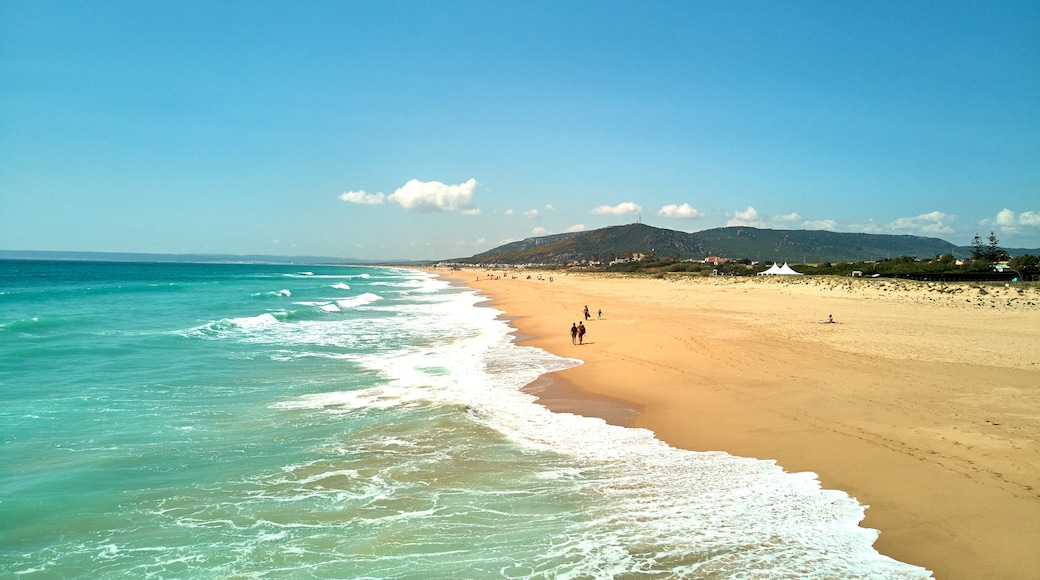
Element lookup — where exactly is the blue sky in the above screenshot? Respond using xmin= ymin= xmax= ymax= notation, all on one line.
xmin=2 ymin=1 xmax=1038 ymax=260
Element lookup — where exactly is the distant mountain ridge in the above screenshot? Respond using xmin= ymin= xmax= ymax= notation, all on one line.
xmin=0 ymin=250 xmax=364 ymax=264
xmin=449 ymin=224 xmax=1039 ymax=265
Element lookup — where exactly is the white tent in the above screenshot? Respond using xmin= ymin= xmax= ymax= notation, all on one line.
xmin=758 ymin=262 xmax=803 ymax=275
xmin=757 ymin=262 xmax=782 ymax=276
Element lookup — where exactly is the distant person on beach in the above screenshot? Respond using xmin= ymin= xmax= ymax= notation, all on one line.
xmin=819 ymin=314 xmax=837 ymax=324
xmin=571 ymin=323 xmax=578 ymax=344
xmin=597 ymin=308 xmax=602 ymax=319
xmin=578 ymin=322 xmax=586 ymax=345
xmin=583 ymin=306 xmax=590 ymax=321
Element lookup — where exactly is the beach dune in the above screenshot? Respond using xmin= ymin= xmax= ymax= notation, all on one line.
xmin=438 ymin=269 xmax=1040 ymax=580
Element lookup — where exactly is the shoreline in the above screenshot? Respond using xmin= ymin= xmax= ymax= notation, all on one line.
xmin=434 ymin=268 xmax=1040 ymax=580
xmin=444 ymin=275 xmax=644 ymax=427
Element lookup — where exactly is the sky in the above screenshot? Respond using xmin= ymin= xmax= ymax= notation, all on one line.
xmin=2 ymin=0 xmax=1038 ymax=260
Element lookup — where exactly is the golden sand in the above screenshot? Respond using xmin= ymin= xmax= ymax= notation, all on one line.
xmin=434 ymin=268 xmax=1040 ymax=580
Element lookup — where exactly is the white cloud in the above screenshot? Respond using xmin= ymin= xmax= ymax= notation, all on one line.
xmin=886 ymin=211 xmax=956 ymax=235
xmin=386 ymin=178 xmax=479 ymax=212
xmin=726 ymin=206 xmax=767 ymax=227
xmin=523 ymin=209 xmax=539 ymax=219
xmin=590 ymin=202 xmax=642 ymax=216
xmin=1021 ymin=211 xmax=1040 ymax=226
xmin=339 ymin=189 xmax=386 ymax=205
xmin=989 ymin=208 xmax=1040 ymax=234
xmin=532 ymin=227 xmax=549 ymax=235
xmin=545 ymin=204 xmax=555 ymax=210
xmin=657 ymin=203 xmax=705 ymax=219
xmin=565 ymin=224 xmax=586 ymax=232
xmin=504 ymin=209 xmax=514 ymax=216
xmin=996 ymin=208 xmax=1017 ymax=227
xmin=802 ymin=219 xmax=838 ymax=230
xmin=728 ymin=206 xmax=830 ymax=229
xmin=461 ymin=208 xmax=481 ymax=216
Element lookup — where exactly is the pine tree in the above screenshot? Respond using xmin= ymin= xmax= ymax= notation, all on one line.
xmin=987 ymin=232 xmax=1009 ymax=261
xmin=970 ymin=233 xmax=986 ymax=260
xmin=987 ymin=232 xmax=1000 ymax=259
xmin=972 ymin=231 xmax=1009 ymax=262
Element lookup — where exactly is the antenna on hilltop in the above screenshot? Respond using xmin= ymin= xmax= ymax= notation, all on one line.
xmin=637 ymin=212 xmax=642 ymax=224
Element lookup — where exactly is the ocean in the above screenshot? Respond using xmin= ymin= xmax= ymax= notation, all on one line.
xmin=0 ymin=260 xmax=931 ymax=579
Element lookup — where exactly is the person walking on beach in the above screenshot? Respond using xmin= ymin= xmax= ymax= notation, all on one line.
xmin=570 ymin=323 xmax=578 ymax=345
xmin=597 ymin=308 xmax=602 ymax=320
xmin=577 ymin=322 xmax=586 ymax=345
xmin=583 ymin=305 xmax=590 ymax=321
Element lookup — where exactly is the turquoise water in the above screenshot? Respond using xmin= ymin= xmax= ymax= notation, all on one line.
xmin=0 ymin=260 xmax=931 ymax=578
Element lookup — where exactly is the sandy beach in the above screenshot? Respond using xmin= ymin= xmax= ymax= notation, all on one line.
xmin=434 ymin=268 xmax=1040 ymax=580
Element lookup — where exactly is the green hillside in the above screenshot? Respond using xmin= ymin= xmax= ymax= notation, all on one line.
xmin=447 ymin=224 xmax=1013 ymax=265
xmin=695 ymin=227 xmax=961 ymax=263
xmin=454 ymin=224 xmax=704 ymax=264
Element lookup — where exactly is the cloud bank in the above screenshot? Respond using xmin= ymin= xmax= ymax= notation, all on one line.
xmin=726 ymin=206 xmax=966 ymax=239
xmin=339 ymin=190 xmax=385 ymax=205
xmin=340 ymin=178 xmax=479 ymax=213
xmin=991 ymin=208 xmax=1040 ymax=234
xmin=885 ymin=211 xmax=956 ymax=235
xmin=388 ymin=178 xmax=479 ymax=212
xmin=657 ymin=203 xmax=704 ymax=219
xmin=591 ymin=202 xmax=642 ymax=216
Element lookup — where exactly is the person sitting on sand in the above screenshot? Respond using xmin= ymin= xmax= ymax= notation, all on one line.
xmin=819 ymin=314 xmax=837 ymax=324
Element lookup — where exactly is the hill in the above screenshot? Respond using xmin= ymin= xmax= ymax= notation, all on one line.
xmin=470 ymin=225 xmax=703 ymax=266
xmin=459 ymin=224 xmax=704 ymax=265
xmin=695 ymin=227 xmax=959 ymax=263
xmin=447 ymin=224 xmax=1036 ymax=265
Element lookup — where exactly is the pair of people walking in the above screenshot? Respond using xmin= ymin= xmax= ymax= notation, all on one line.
xmin=570 ymin=321 xmax=586 ymax=345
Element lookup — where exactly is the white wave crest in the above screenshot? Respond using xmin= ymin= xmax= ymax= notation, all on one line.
xmin=370 ymin=280 xmax=423 ymax=288
xmin=336 ymin=293 xmax=383 ymax=309
xmin=182 ymin=312 xmax=283 ymax=337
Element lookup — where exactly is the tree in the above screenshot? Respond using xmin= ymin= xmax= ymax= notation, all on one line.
xmin=970 ymin=231 xmax=1008 ymax=262
xmin=970 ymin=233 xmax=986 ymax=260
xmin=1008 ymin=255 xmax=1039 ymax=276
xmin=987 ymin=232 xmax=1010 ymax=262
